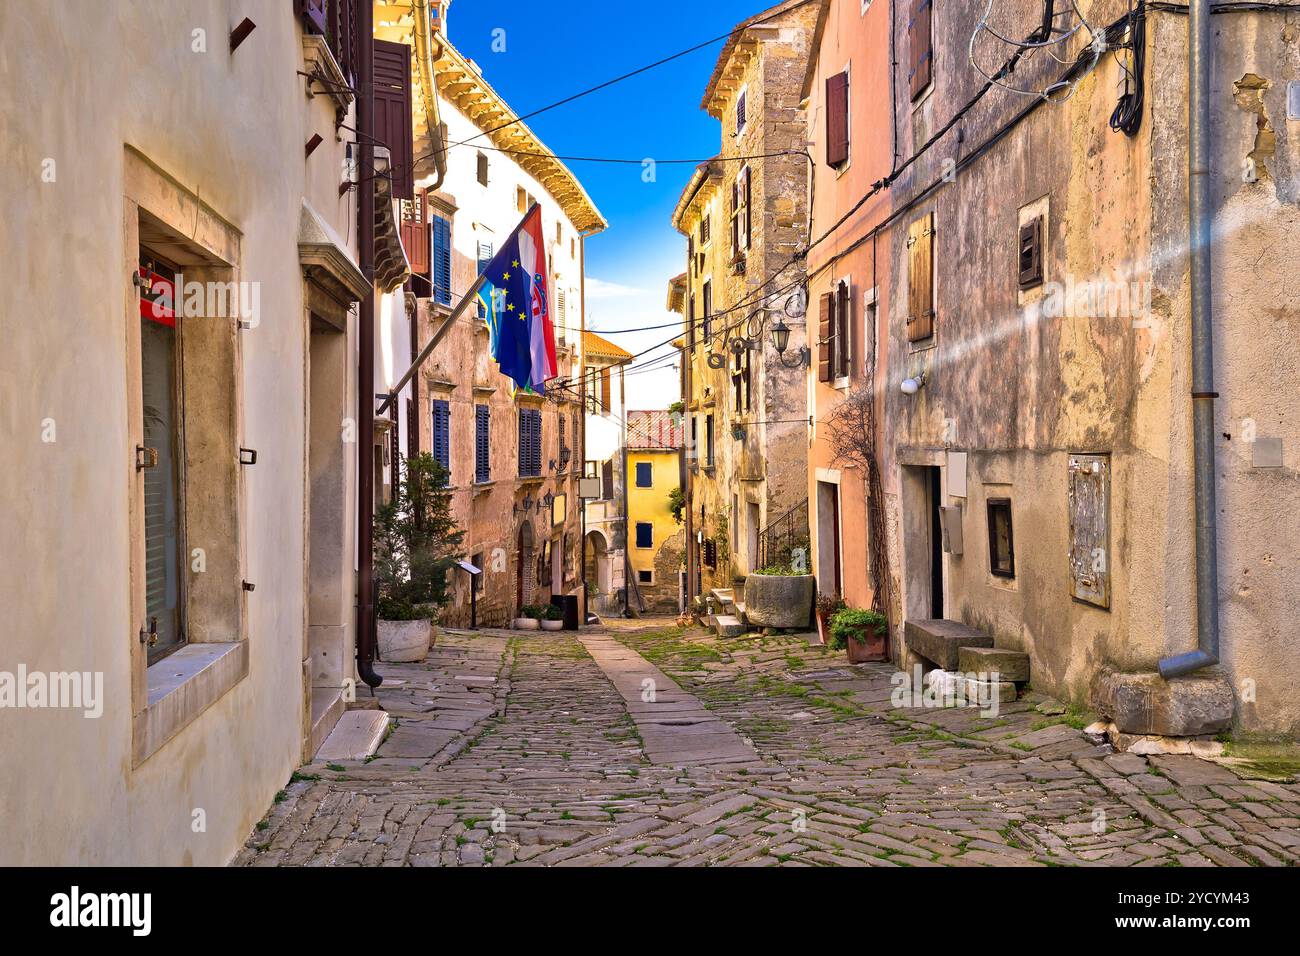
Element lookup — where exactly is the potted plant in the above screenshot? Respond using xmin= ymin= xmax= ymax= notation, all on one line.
xmin=514 ymin=604 xmax=542 ymax=630
xmin=829 ymin=607 xmax=889 ymax=663
xmin=373 ymin=454 xmax=463 ymax=663
xmin=540 ymin=604 xmax=565 ymax=631
xmin=814 ymin=593 xmax=846 ymax=646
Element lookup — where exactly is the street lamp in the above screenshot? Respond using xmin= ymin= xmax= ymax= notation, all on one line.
xmin=770 ymin=316 xmax=810 ymax=368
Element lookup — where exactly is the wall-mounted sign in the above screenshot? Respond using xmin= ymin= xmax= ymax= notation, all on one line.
xmin=551 ymin=493 xmax=566 ymax=526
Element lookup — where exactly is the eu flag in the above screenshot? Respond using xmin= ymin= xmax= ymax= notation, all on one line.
xmin=477 ymin=205 xmax=557 ymax=394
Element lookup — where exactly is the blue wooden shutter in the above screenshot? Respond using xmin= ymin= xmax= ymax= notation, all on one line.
xmin=636 ymin=522 xmax=653 ymax=548
xmin=431 ymin=399 xmax=450 ymax=483
xmin=432 ymin=216 xmax=451 ymax=306
xmin=475 ymin=404 xmax=490 ymax=482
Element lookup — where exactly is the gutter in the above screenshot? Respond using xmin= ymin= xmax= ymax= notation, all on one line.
xmin=1159 ymin=0 xmax=1220 ymax=678
xmin=356 ymin=0 xmax=381 ymax=690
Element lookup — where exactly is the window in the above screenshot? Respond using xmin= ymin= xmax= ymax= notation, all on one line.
xmin=400 ymin=189 xmax=429 ymax=275
xmin=431 ymin=215 xmax=451 ymax=306
xmin=431 ymin=398 xmax=450 ymax=484
xmin=139 ymin=249 xmax=185 ymax=662
xmin=908 ymin=0 xmax=933 ymax=100
xmin=690 ymin=415 xmax=699 ymax=465
xmin=477 ymin=151 xmax=489 ymax=186
xmin=638 ymin=569 xmax=654 ymax=584
xmin=601 ymin=459 xmax=614 ymax=499
xmin=703 ymin=538 xmax=718 ymax=569
xmin=555 ymin=221 xmax=562 ymax=244
xmin=635 ymin=461 xmax=653 ymax=487
xmin=516 ymin=186 xmax=534 ymax=213
xmin=475 ymin=404 xmax=490 ymax=483
xmin=735 ymin=88 xmax=747 ymax=135
xmin=1018 ymin=216 xmax=1044 ymax=290
xmin=699 ymin=210 xmax=711 ymax=248
xmin=987 ymin=498 xmax=1015 ymax=578
xmin=907 ymin=212 xmax=935 ymax=341
xmin=705 ymin=414 xmax=715 ymax=468
xmin=688 ymin=292 xmax=697 ymax=352
xmin=818 ymin=281 xmax=852 ymax=382
xmin=635 ymin=522 xmax=654 ymax=549
xmin=702 ymin=280 xmax=712 ymax=340
xmin=730 ymin=165 xmax=751 ymax=256
xmin=732 ymin=343 xmax=751 ymax=411
xmin=518 ymin=408 xmax=541 ymax=477
xmin=476 ymin=240 xmax=494 ymax=319
xmin=826 ymin=69 xmax=850 ymax=167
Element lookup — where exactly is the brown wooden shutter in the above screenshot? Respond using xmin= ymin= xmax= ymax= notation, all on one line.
xmin=400 ymin=188 xmax=429 ymax=275
xmin=818 ymin=292 xmax=833 ymax=382
xmin=373 ymin=39 xmax=414 ymax=201
xmin=601 ymin=459 xmax=614 ymax=499
xmin=1018 ymin=217 xmax=1043 ymax=289
xmin=600 ymin=366 xmax=611 ymax=411
xmin=825 ymin=71 xmax=849 ymax=167
xmin=909 ymin=0 xmax=933 ymax=100
xmin=299 ymin=0 xmax=327 ymax=34
xmin=743 ymin=166 xmax=752 ymax=250
xmin=907 ymin=213 xmax=935 ymax=341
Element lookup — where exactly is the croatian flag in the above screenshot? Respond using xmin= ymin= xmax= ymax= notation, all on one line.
xmin=478 ymin=205 xmax=557 ymax=394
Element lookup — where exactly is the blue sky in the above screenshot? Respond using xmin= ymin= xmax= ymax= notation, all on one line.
xmin=446 ymin=0 xmax=766 ymax=408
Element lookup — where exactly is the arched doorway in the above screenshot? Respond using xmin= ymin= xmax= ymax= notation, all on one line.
xmin=584 ymin=529 xmax=612 ymax=614
xmin=516 ymin=521 xmax=535 ymax=611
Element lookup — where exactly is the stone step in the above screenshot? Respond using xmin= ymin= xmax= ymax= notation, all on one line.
xmin=314 ymin=709 xmax=389 ymax=761
xmin=904 ymin=618 xmax=993 ymax=670
xmin=958 ymin=646 xmax=1031 ymax=683
xmin=734 ymin=601 xmax=748 ymax=625
xmin=710 ymin=587 xmax=736 ymax=609
xmin=713 ymin=614 xmax=748 ymax=638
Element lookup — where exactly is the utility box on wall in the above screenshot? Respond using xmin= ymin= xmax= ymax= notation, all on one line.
xmin=1068 ymin=454 xmax=1111 ymax=608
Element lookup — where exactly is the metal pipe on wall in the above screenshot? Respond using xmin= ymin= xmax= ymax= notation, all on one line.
xmin=356 ymin=0 xmax=382 ymax=689
xmin=1159 ymin=0 xmax=1220 ymax=679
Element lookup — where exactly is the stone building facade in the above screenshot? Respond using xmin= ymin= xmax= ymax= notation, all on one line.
xmin=627 ymin=410 xmax=685 ymax=613
xmin=870 ymin=0 xmax=1300 ymax=734
xmin=409 ymin=18 xmax=604 ymax=628
xmin=672 ymin=0 xmax=818 ymax=606
xmin=582 ymin=332 xmax=632 ymax=618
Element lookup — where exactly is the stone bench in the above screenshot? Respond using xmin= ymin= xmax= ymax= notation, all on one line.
xmin=904 ymin=619 xmax=992 ymax=670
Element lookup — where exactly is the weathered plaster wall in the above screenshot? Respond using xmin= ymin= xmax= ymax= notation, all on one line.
xmin=877 ymin=0 xmax=1300 ymax=733
xmin=0 ymin=3 xmax=355 ymax=863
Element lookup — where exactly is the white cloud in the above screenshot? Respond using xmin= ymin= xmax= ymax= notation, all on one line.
xmin=584 ymin=277 xmax=642 ymax=299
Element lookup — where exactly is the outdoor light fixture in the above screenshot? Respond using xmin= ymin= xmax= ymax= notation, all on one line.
xmin=770 ymin=317 xmax=810 ymax=368
xmin=901 ymin=372 xmax=927 ymax=395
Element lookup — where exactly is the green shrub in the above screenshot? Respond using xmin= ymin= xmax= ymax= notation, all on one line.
xmin=751 ymin=564 xmax=806 ymax=576
xmin=828 ymin=607 xmax=888 ymax=650
xmin=543 ymin=604 xmax=563 ymax=621
xmin=374 ymin=454 xmax=463 ymax=621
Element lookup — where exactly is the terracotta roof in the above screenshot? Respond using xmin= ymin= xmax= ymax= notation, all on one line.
xmin=627 ymin=410 xmax=684 ymax=450
xmin=582 ymin=330 xmax=633 ymax=361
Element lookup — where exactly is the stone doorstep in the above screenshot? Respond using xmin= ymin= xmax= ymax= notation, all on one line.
xmin=1092 ymin=668 xmax=1234 ymax=737
xmin=904 ymin=618 xmax=993 ymax=670
xmin=713 ymin=615 xmax=747 ymax=638
xmin=956 ymin=646 xmax=1031 ymax=684
xmin=314 ymin=709 xmax=390 ymax=761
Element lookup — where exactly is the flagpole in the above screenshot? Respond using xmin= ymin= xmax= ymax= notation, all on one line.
xmin=378 ymin=204 xmax=544 ymax=415
xmin=377 ymin=273 xmax=486 ymax=416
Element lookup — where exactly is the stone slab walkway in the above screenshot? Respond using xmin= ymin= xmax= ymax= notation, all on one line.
xmin=234 ymin=620 xmax=1300 ymax=867
xmin=579 ymin=635 xmax=758 ymax=767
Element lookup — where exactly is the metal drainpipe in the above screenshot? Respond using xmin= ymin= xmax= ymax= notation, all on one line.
xmin=356 ymin=0 xmax=382 ymax=689
xmin=1159 ymin=0 xmax=1219 ymax=679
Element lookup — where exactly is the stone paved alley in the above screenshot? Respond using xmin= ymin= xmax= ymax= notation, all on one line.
xmin=236 ymin=621 xmax=1300 ymax=867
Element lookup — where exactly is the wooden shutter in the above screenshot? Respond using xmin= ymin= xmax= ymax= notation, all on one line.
xmin=736 ymin=90 xmax=747 ymax=132
xmin=475 ymin=404 xmax=490 ymax=482
xmin=477 ymin=152 xmax=488 ymax=186
xmin=743 ymin=166 xmax=752 ymax=250
xmin=1018 ymin=217 xmax=1043 ymax=289
xmin=373 ymin=39 xmax=414 ymax=202
xmin=907 ymin=212 xmax=935 ymax=341
xmin=730 ymin=178 xmax=740 ymax=256
xmin=702 ymin=282 xmax=712 ymax=339
xmin=401 ymin=189 xmax=429 ymax=275
xmin=299 ymin=0 xmax=328 ymax=34
xmin=826 ymin=71 xmax=849 ymax=167
xmin=836 ymin=281 xmax=851 ymax=378
xmin=331 ymin=0 xmax=358 ymax=84
xmin=600 ymin=366 xmax=611 ymax=411
xmin=817 ymin=292 xmax=833 ymax=382
xmin=431 ymin=399 xmax=450 ymax=479
xmin=432 ymin=215 xmax=451 ymax=305
xmin=688 ymin=294 xmax=696 ymax=351
xmin=602 ymin=459 xmax=614 ymax=499
xmin=909 ymin=0 xmax=933 ymax=100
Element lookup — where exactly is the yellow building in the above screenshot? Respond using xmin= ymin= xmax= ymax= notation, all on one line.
xmin=626 ymin=411 xmax=684 ymax=613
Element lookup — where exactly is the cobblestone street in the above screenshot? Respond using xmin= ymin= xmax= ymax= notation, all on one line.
xmin=236 ymin=620 xmax=1300 ymax=867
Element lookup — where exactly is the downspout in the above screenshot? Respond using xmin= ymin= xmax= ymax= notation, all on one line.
xmin=1159 ymin=0 xmax=1219 ymax=679
xmin=356 ymin=0 xmax=382 ymax=689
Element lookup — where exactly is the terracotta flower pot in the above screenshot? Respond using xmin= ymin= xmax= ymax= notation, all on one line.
xmin=814 ymin=610 xmax=831 ymax=646
xmin=844 ymin=628 xmax=887 ymax=663
xmin=377 ymin=619 xmax=435 ymax=663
